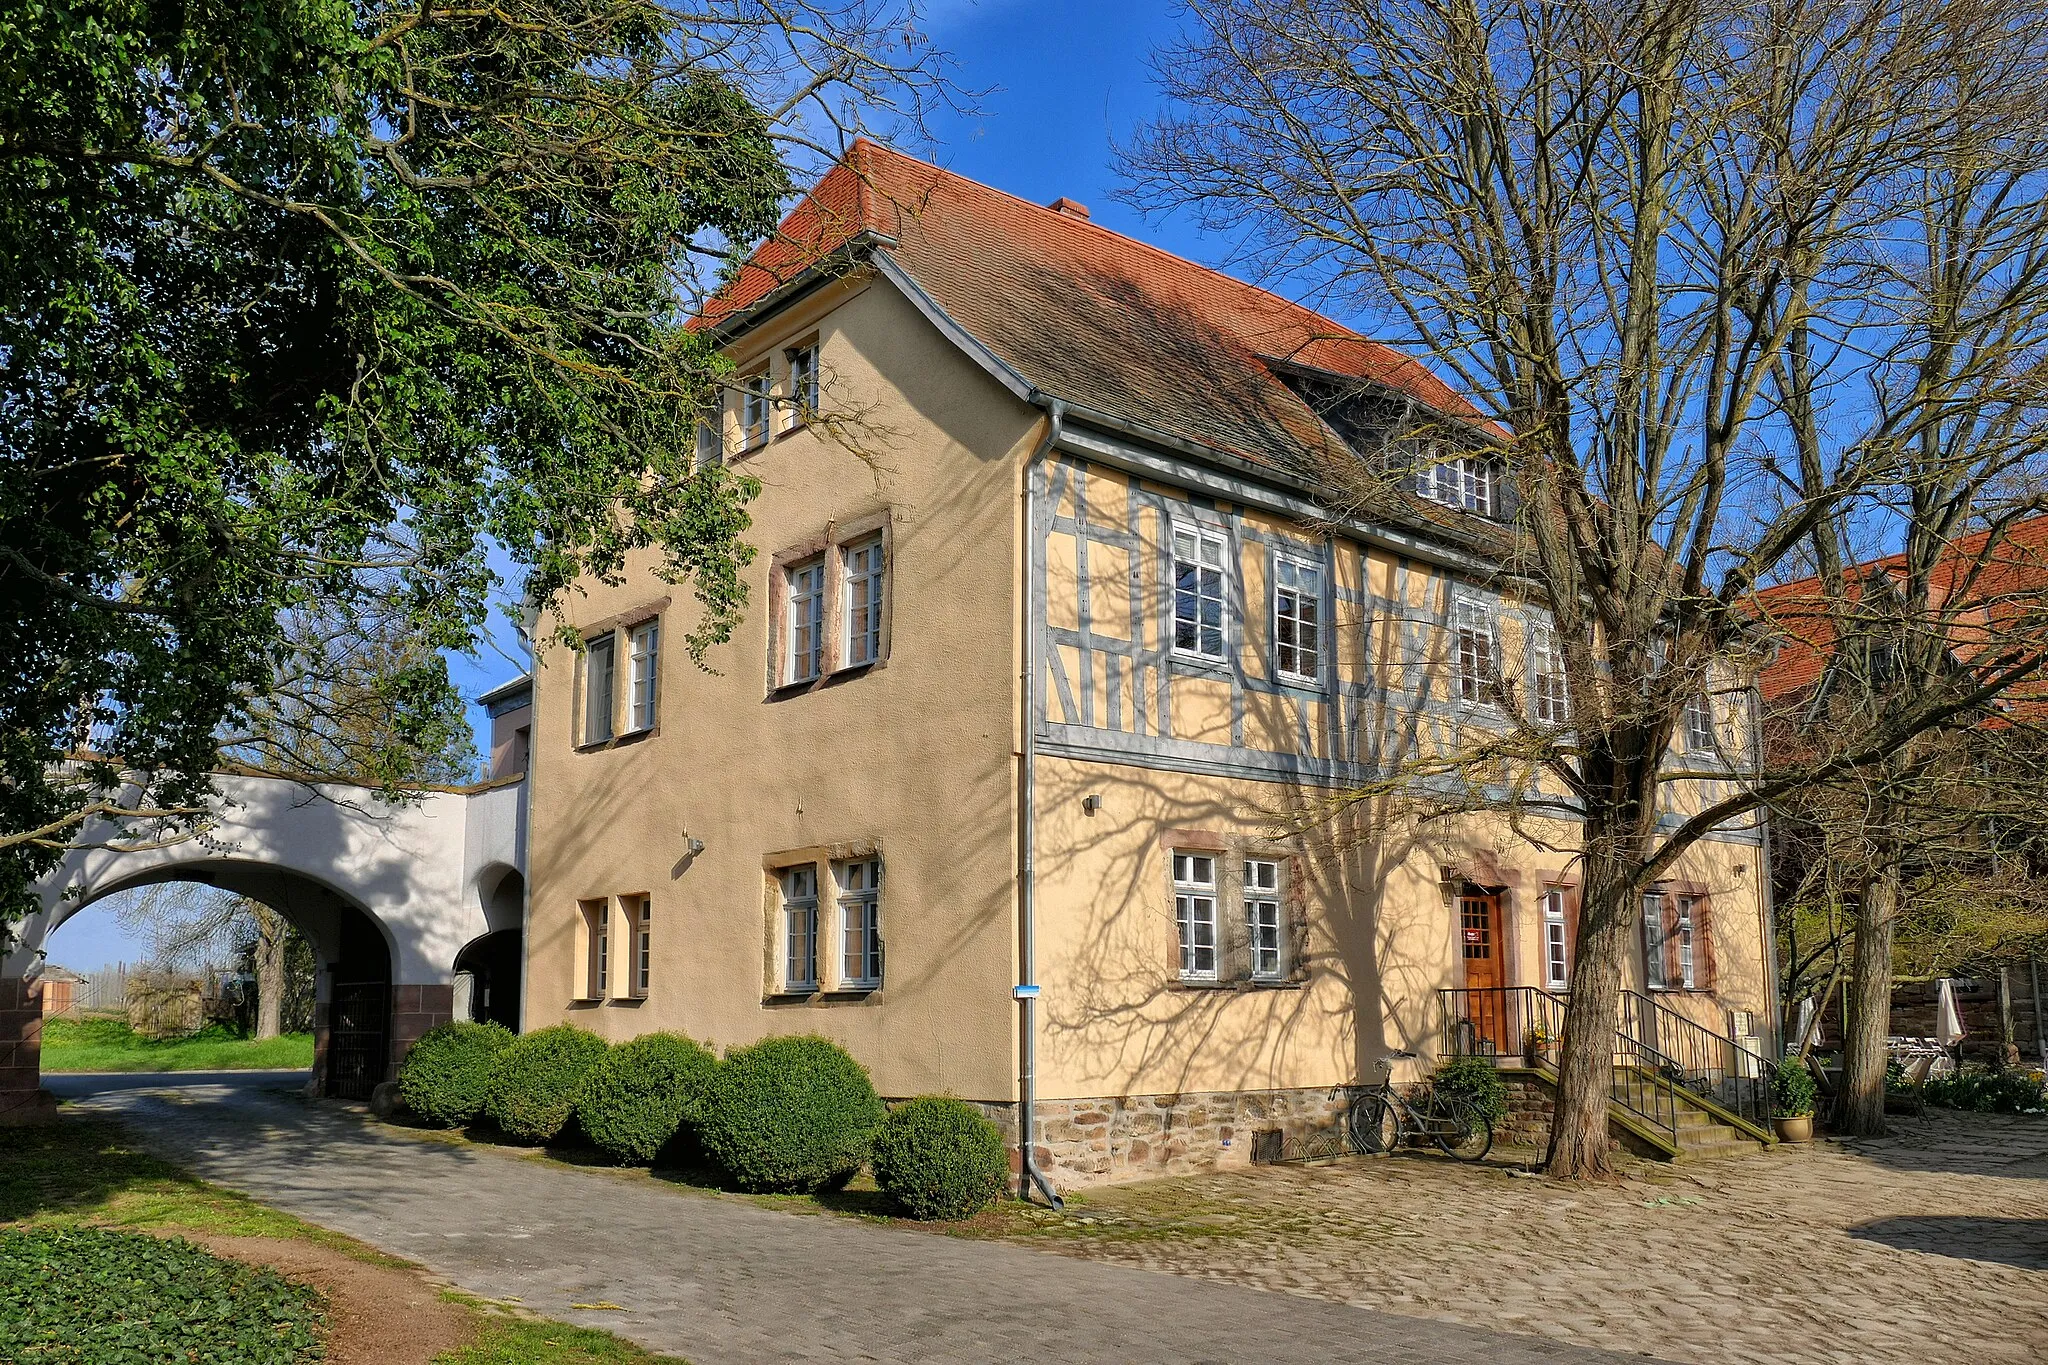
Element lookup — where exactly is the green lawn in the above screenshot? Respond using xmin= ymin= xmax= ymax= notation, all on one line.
xmin=39 ymin=1017 xmax=315 ymax=1073
xmin=1 ymin=1114 xmax=684 ymax=1363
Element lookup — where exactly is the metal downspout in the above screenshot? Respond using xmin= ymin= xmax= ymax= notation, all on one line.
xmin=1751 ymin=684 xmax=1783 ymax=1061
xmin=1017 ymin=401 xmax=1064 ymax=1209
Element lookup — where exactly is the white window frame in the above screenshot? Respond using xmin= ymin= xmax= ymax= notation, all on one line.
xmin=1643 ymin=892 xmax=1668 ymax=991
xmin=782 ymin=865 xmax=818 ymax=992
xmin=1244 ymin=858 xmax=1283 ymax=980
xmin=1530 ymin=623 xmax=1569 ymax=725
xmin=695 ymin=409 xmax=722 ymax=467
xmin=1273 ymin=556 xmax=1322 ymax=684
xmin=842 ymin=536 xmax=885 ymax=668
xmin=785 ymin=557 xmax=825 ymax=685
xmin=1171 ymin=522 xmax=1229 ymax=663
xmin=786 ymin=342 xmax=819 ymax=428
xmin=1683 ymin=693 xmax=1717 ymax=753
xmin=594 ymin=901 xmax=610 ymax=999
xmin=627 ymin=620 xmax=659 ymax=733
xmin=1451 ymin=599 xmax=1498 ymax=705
xmin=1675 ymin=895 xmax=1698 ymax=990
xmin=583 ymin=632 xmax=616 ymax=744
xmin=1172 ymin=851 xmax=1219 ymax=981
xmin=741 ymin=370 xmax=771 ymax=450
xmin=1542 ymin=888 xmax=1569 ymax=990
xmin=837 ymin=858 xmax=883 ymax=990
xmin=631 ymin=895 xmax=651 ymax=997
xmin=1417 ymin=449 xmax=1499 ymax=517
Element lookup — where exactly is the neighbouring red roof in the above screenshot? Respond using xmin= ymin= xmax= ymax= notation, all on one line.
xmin=1754 ymin=514 xmax=2048 ymax=707
xmin=700 ymin=140 xmax=1498 ymax=492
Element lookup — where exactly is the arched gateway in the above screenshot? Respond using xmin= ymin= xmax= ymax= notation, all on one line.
xmin=0 ymin=767 xmax=525 ymax=1120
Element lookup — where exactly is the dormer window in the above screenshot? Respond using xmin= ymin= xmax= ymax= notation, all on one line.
xmin=1417 ymin=450 xmax=1500 ymax=518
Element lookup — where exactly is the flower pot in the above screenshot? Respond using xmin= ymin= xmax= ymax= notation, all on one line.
xmin=1773 ymin=1114 xmax=1813 ymax=1143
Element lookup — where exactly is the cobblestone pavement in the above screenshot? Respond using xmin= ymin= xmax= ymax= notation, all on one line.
xmin=989 ymin=1112 xmax=2048 ymax=1365
xmin=48 ymin=1074 xmax=1638 ymax=1365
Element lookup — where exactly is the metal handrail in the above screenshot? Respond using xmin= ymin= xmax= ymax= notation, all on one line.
xmin=1439 ymin=985 xmax=1778 ymax=1150
xmin=1619 ymin=990 xmax=1777 ymax=1132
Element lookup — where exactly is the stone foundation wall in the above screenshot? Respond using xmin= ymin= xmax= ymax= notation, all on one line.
xmin=390 ymin=984 xmax=454 ymax=1076
xmin=1006 ymin=1086 xmax=1357 ymax=1188
xmin=1498 ymin=1069 xmax=1660 ymax=1158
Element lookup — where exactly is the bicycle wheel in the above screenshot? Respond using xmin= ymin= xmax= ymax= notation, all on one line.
xmin=1347 ymin=1093 xmax=1401 ymax=1154
xmin=1432 ymin=1102 xmax=1494 ymax=1162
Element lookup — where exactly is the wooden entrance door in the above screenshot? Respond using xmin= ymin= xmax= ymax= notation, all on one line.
xmin=1458 ymin=891 xmax=1506 ymax=1052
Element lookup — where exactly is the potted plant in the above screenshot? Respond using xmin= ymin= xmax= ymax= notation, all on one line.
xmin=1522 ymin=1022 xmax=1558 ymax=1068
xmin=1773 ymin=1063 xmax=1818 ymax=1142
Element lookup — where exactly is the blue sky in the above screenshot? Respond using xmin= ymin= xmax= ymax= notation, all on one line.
xmin=49 ymin=0 xmax=1233 ymax=972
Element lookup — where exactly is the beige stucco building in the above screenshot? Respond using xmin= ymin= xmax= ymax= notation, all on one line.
xmin=522 ymin=143 xmax=1778 ymax=1188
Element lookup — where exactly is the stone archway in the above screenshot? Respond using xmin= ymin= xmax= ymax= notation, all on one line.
xmin=2 ymin=770 xmax=525 ymax=1121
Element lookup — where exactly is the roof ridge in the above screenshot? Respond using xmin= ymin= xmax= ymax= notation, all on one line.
xmin=844 ymin=139 xmax=1377 ymax=352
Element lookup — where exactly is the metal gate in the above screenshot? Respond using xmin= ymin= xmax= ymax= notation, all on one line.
xmin=325 ymin=981 xmax=389 ymax=1100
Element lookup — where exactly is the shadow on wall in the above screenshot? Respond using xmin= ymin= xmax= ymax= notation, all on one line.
xmin=1846 ymin=1215 xmax=2048 ymax=1269
xmin=1032 ymin=746 xmax=1507 ymax=1102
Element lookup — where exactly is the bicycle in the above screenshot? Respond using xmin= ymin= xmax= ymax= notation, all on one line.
xmin=1345 ymin=1051 xmax=1495 ymax=1161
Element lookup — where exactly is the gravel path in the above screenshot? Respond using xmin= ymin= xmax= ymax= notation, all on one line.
xmin=49 ymin=1073 xmax=1643 ymax=1365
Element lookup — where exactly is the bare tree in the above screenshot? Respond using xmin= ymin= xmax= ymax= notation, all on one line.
xmin=1121 ymin=0 xmax=2048 ymax=1174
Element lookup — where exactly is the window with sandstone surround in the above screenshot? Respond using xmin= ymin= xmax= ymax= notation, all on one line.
xmin=1542 ymin=887 xmax=1570 ymax=990
xmin=1244 ymin=858 xmax=1283 ymax=980
xmin=1683 ymin=692 xmax=1717 ymax=753
xmin=579 ymin=898 xmax=609 ymax=1000
xmin=626 ymin=620 xmax=659 ymax=733
xmin=781 ymin=864 xmax=819 ymax=992
xmin=842 ymin=536 xmax=885 ymax=668
xmin=626 ymin=894 xmax=651 ymax=998
xmin=836 ymin=858 xmax=882 ymax=990
xmin=741 ymin=369 xmax=771 ymax=450
xmin=581 ymin=631 xmax=616 ymax=745
xmin=785 ymin=557 xmax=825 ymax=685
xmin=785 ymin=341 xmax=819 ymax=429
xmin=1173 ymin=851 xmax=1219 ymax=980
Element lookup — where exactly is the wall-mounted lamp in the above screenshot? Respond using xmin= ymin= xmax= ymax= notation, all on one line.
xmin=685 ymin=836 xmax=706 ymax=857
xmin=1082 ymin=794 xmax=1102 ymax=815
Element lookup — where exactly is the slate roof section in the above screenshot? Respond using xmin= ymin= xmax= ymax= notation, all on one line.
xmin=699 ymin=140 xmax=1499 ymax=497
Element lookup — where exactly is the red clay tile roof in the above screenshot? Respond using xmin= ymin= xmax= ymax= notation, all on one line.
xmin=700 ymin=140 xmax=1497 ymax=485
xmin=1754 ymin=514 xmax=2048 ymax=706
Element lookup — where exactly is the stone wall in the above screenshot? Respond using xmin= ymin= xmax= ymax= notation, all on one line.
xmin=1008 ymin=1086 xmax=1356 ymax=1187
xmin=1497 ymin=1069 xmax=1660 ymax=1158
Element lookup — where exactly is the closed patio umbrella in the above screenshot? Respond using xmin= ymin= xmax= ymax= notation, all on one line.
xmin=1936 ymin=978 xmax=1967 ymax=1073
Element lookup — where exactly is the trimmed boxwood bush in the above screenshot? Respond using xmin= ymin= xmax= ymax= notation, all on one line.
xmin=1431 ymin=1055 xmax=1510 ymax=1122
xmin=484 ymin=1024 xmax=612 ymax=1143
xmin=578 ymin=1031 xmax=721 ymax=1165
xmin=0 ymin=1226 xmax=324 ymax=1363
xmin=871 ymin=1097 xmax=1010 ymax=1220
xmin=397 ymin=1019 xmax=514 ymax=1127
xmin=699 ymin=1034 xmax=885 ymax=1192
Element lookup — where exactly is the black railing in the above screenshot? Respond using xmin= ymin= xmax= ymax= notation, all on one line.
xmin=1439 ymin=985 xmax=1568 ymax=1065
xmin=1619 ymin=990 xmax=1776 ymax=1134
xmin=1440 ymin=985 xmax=1777 ymax=1151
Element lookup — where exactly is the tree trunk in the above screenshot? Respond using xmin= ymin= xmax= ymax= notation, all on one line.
xmin=1838 ymin=862 xmax=1900 ymax=1137
xmin=254 ymin=906 xmax=286 ymax=1041
xmin=1546 ymin=843 xmax=1639 ymax=1178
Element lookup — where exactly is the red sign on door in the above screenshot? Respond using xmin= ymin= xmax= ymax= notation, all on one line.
xmin=1463 ymin=928 xmax=1484 ymax=943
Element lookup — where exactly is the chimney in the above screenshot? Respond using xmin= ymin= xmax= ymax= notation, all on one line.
xmin=1047 ymin=197 xmax=1091 ymax=221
